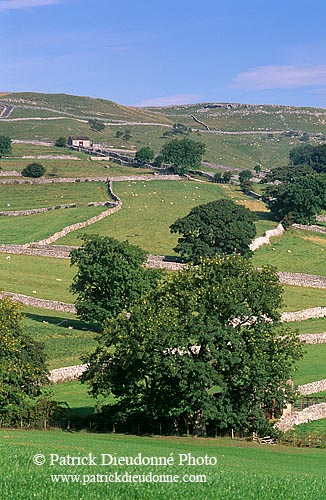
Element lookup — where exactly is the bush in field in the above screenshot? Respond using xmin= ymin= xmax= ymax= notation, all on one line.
xmin=21 ymin=163 xmax=46 ymax=178
xmin=0 ymin=297 xmax=48 ymax=425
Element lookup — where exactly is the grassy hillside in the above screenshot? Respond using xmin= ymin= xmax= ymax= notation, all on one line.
xmin=1 ymin=93 xmax=326 ymax=167
xmin=149 ymin=102 xmax=326 ymax=134
xmin=0 ymin=92 xmax=172 ymax=123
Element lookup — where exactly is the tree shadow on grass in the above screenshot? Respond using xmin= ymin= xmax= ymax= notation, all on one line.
xmin=254 ymin=210 xmax=278 ymax=222
xmin=24 ymin=311 xmax=97 ymax=332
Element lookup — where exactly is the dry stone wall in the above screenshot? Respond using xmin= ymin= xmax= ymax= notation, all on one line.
xmin=49 ymin=364 xmax=88 ymax=383
xmin=297 ymin=380 xmax=326 ymax=395
xmin=281 ymin=307 xmax=326 ymax=322
xmin=293 ymin=223 xmax=326 ymax=235
xmin=249 ymin=223 xmax=284 ymax=251
xmin=0 ymin=291 xmax=76 ymax=313
xmin=275 ymin=403 xmax=326 ymax=432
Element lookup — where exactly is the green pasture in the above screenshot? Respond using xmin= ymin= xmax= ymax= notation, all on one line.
xmin=49 ymin=380 xmax=97 ymax=414
xmin=281 ymin=285 xmax=326 ymax=312
xmin=285 ymin=317 xmax=326 ymax=335
xmin=1 ymin=430 xmax=326 ymax=500
xmin=0 ymin=119 xmax=298 ymax=168
xmin=0 ymin=144 xmax=151 ymax=178
xmin=286 ymin=419 xmax=326 ymax=438
xmin=23 ymin=307 xmax=97 ymax=370
xmin=294 ymin=344 xmax=326 ymax=385
xmin=252 ymin=228 xmax=326 ymax=276
xmin=57 ymin=180 xmax=276 ymax=253
xmin=0 ymin=182 xmax=109 ymax=211
xmin=57 ymin=180 xmax=227 ymax=253
xmin=0 ymin=205 xmax=105 ymax=244
xmin=0 ymin=253 xmax=74 ymax=302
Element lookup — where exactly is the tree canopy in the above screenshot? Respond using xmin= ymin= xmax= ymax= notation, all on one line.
xmin=262 ymin=164 xmax=315 ymax=184
xmin=160 ymin=137 xmax=206 ymax=174
xmin=289 ymin=143 xmax=326 ymax=173
xmin=135 ymin=147 xmax=155 ymax=164
xmin=88 ymin=118 xmax=105 ymax=132
xmin=55 ymin=137 xmax=67 ymax=147
xmin=21 ymin=163 xmax=46 ymax=178
xmin=0 ymin=135 xmax=12 ymax=157
xmin=170 ymin=199 xmax=257 ymax=263
xmin=82 ymin=256 xmax=302 ymax=436
xmin=70 ymin=235 xmax=162 ymax=328
xmin=265 ymin=173 xmax=326 ymax=225
xmin=0 ymin=297 xmax=47 ymax=424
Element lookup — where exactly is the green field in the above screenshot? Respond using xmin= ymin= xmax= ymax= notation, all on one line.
xmin=0 ymin=205 xmax=105 ymax=244
xmin=281 ymin=285 xmax=326 ymax=312
xmin=285 ymin=317 xmax=326 ymax=334
xmin=0 ymin=253 xmax=74 ymax=302
xmin=24 ymin=307 xmax=96 ymax=369
xmin=252 ymin=228 xmax=326 ymax=276
xmin=0 ymin=182 xmax=109 ymax=211
xmin=3 ymin=92 xmax=326 ymax=167
xmin=285 ymin=419 xmax=326 ymax=438
xmin=57 ymin=180 xmax=227 ymax=253
xmin=294 ymin=344 xmax=326 ymax=385
xmin=1 ymin=429 xmax=326 ymax=500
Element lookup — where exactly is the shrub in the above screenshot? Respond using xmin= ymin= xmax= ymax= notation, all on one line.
xmin=21 ymin=163 xmax=46 ymax=178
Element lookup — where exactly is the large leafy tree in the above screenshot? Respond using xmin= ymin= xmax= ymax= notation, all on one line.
xmin=265 ymin=173 xmax=326 ymax=225
xmin=170 ymin=199 xmax=257 ymax=263
xmin=82 ymin=256 xmax=302 ymax=436
xmin=0 ymin=297 xmax=47 ymax=423
xmin=289 ymin=143 xmax=326 ymax=173
xmin=0 ymin=135 xmax=12 ymax=157
xmin=135 ymin=147 xmax=155 ymax=164
xmin=70 ymin=235 xmax=162 ymax=328
xmin=160 ymin=137 xmax=205 ymax=174
xmin=262 ymin=164 xmax=314 ymax=184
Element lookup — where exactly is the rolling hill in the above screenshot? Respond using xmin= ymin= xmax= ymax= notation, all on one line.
xmin=1 ymin=92 xmax=326 ymax=168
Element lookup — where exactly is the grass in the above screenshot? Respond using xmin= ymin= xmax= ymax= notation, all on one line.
xmin=294 ymin=344 xmax=326 ymax=385
xmin=23 ymin=307 xmax=97 ymax=369
xmin=0 ymin=182 xmax=109 ymax=211
xmin=48 ymin=380 xmax=98 ymax=418
xmin=252 ymin=228 xmax=326 ymax=276
xmin=0 ymin=205 xmax=105 ymax=244
xmin=1 ymin=429 xmax=326 ymax=499
xmin=285 ymin=317 xmax=326 ymax=334
xmin=0 ymin=143 xmax=151 ymax=177
xmin=281 ymin=285 xmax=326 ymax=312
xmin=285 ymin=419 xmax=326 ymax=438
xmin=56 ymin=180 xmax=227 ymax=254
xmin=0 ymin=253 xmax=74 ymax=302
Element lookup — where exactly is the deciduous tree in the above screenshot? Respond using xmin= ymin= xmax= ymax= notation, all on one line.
xmin=135 ymin=147 xmax=155 ymax=164
xmin=82 ymin=256 xmax=302 ymax=436
xmin=21 ymin=163 xmax=46 ymax=178
xmin=264 ymin=173 xmax=326 ymax=225
xmin=160 ymin=138 xmax=205 ymax=175
xmin=0 ymin=297 xmax=47 ymax=424
xmin=170 ymin=199 xmax=257 ymax=263
xmin=70 ymin=235 xmax=162 ymax=328
xmin=0 ymin=135 xmax=12 ymax=157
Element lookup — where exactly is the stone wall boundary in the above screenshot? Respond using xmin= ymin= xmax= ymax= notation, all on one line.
xmin=250 ymin=223 xmax=285 ymax=251
xmin=0 ymin=291 xmax=76 ymax=313
xmin=293 ymin=223 xmax=326 ymax=235
xmin=32 ymin=180 xmax=122 ymax=245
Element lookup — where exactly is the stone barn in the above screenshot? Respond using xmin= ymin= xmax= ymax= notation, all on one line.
xmin=67 ymin=136 xmax=93 ymax=149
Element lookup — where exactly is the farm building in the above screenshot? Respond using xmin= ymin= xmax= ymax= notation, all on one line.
xmin=67 ymin=136 xmax=93 ymax=149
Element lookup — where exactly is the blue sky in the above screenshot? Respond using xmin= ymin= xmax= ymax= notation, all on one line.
xmin=1 ymin=0 xmax=326 ymax=108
